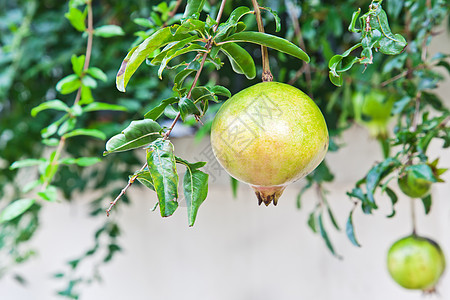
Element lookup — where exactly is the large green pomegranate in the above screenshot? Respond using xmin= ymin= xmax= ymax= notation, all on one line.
xmin=387 ymin=235 xmax=446 ymax=292
xmin=210 ymin=82 xmax=328 ymax=206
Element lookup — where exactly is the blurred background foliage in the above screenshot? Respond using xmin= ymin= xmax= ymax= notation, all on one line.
xmin=0 ymin=0 xmax=449 ymax=298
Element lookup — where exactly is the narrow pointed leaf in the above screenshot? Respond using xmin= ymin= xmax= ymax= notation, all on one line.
xmin=0 ymin=199 xmax=36 ymax=223
xmin=82 ymin=102 xmax=127 ymax=112
xmin=183 ymin=0 xmax=206 ymax=19
xmin=134 ymin=169 xmax=155 ymax=191
xmin=181 ymin=164 xmax=208 ymax=227
xmin=346 ymin=209 xmax=361 ymax=247
xmin=104 ymin=119 xmax=162 ymax=155
xmin=63 ymin=128 xmax=106 ymax=140
xmin=223 ymin=32 xmax=310 ymax=63
xmin=116 ymin=27 xmax=190 ymax=92
xmin=220 ymin=43 xmax=256 ymax=79
xmin=144 ymin=97 xmax=179 ymax=120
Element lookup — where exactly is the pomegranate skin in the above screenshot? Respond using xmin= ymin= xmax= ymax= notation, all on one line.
xmin=210 ymin=82 xmax=328 ymax=205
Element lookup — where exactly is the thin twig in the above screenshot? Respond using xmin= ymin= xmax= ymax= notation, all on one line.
xmin=163 ymin=0 xmax=183 ymax=27
xmin=251 ymin=0 xmax=273 ymax=82
xmin=287 ymin=3 xmax=312 ymax=96
xmin=42 ymin=1 xmax=94 ymax=190
xmin=107 ymin=0 xmax=228 ymax=216
xmin=410 ymin=198 xmax=417 ymax=235
xmin=106 ymin=163 xmax=148 ymax=216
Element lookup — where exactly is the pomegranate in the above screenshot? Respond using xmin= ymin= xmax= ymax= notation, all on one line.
xmin=398 ymin=168 xmax=432 ymax=199
xmin=387 ymin=235 xmax=446 ymax=292
xmin=210 ymin=82 xmax=328 ymax=205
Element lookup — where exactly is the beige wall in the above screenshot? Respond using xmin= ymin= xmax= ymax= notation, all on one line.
xmin=2 ymin=22 xmax=450 ymax=300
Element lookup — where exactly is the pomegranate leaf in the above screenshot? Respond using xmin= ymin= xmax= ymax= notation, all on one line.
xmin=223 ymin=32 xmax=310 ymax=63
xmin=144 ymin=97 xmax=179 ymax=120
xmin=346 ymin=209 xmax=361 ymax=247
xmin=133 ymin=168 xmax=155 ymax=191
xmin=366 ymin=157 xmax=400 ymax=206
xmin=220 ymin=43 xmax=256 ymax=79
xmin=0 ymin=199 xmax=36 ymax=223
xmin=421 ymin=194 xmax=432 ymax=215
xmin=183 ymin=0 xmax=206 ymax=19
xmin=104 ymin=119 xmax=162 ymax=155
xmin=318 ymin=214 xmax=340 ymax=258
xmin=179 ymin=97 xmax=201 ymax=121
xmin=384 ymin=187 xmax=398 ymax=218
xmin=116 ymin=27 xmax=190 ymax=92
xmin=147 ymin=139 xmax=179 ymax=217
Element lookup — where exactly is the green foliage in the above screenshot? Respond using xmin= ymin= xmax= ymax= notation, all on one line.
xmin=1 ymin=0 xmax=449 ymax=297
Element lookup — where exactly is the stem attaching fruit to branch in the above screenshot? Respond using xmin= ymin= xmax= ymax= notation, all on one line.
xmin=251 ymin=0 xmax=273 ymax=82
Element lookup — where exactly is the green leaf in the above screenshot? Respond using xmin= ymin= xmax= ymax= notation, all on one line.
xmin=179 ymin=97 xmax=201 ymax=121
xmin=318 ymin=213 xmax=338 ymax=256
xmin=31 ymin=100 xmax=69 ymax=117
xmin=405 ymin=164 xmax=437 ymax=182
xmin=134 ymin=18 xmax=153 ymax=28
xmin=64 ymin=7 xmax=86 ymax=32
xmin=183 ymin=0 xmax=206 ymax=19
xmin=210 ymin=85 xmax=231 ymax=98
xmin=157 ymin=44 xmax=206 ymax=79
xmin=94 ymin=25 xmax=125 ymax=38
xmin=366 ymin=157 xmax=400 ymax=206
xmin=176 ymin=157 xmax=208 ymax=226
xmin=82 ymin=102 xmax=127 ymax=112
xmin=56 ymin=74 xmax=81 ymax=95
xmin=220 ymin=43 xmax=256 ymax=79
xmin=134 ymin=169 xmax=155 ymax=191
xmin=116 ymin=27 xmax=190 ymax=92
xmin=174 ymin=69 xmax=197 ymax=87
xmin=230 ymin=177 xmax=238 ymax=198
xmin=144 ymin=97 xmax=179 ymax=120
xmin=82 ymin=75 xmax=97 ymax=88
xmin=60 ymin=157 xmax=101 ymax=167
xmin=327 ymin=207 xmax=340 ymax=231
xmin=0 ymin=199 xmax=36 ymax=223
xmin=37 ymin=185 xmax=57 ymax=202
xmin=10 ymin=158 xmax=46 ymax=170
xmin=348 ymin=8 xmax=361 ymax=33
xmin=329 ymin=72 xmax=343 ymax=87
xmin=384 ymin=187 xmax=398 ymax=218
xmin=147 ymin=139 xmax=179 ymax=217
xmin=421 ymin=194 xmax=432 ymax=214
xmin=87 ymin=67 xmax=107 ymax=82
xmin=346 ymin=209 xmax=361 ymax=247
xmin=261 ymin=7 xmax=281 ymax=32
xmin=104 ymin=119 xmax=162 ymax=155
xmin=71 ymin=55 xmax=85 ymax=76
xmin=307 ymin=212 xmax=317 ymax=233
xmin=63 ymin=128 xmax=106 ymax=140
xmin=223 ymin=32 xmax=310 ymax=63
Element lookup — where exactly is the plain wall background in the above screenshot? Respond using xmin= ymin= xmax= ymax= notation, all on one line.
xmin=2 ymin=19 xmax=450 ymax=300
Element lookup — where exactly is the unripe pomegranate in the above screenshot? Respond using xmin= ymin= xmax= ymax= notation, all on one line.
xmin=352 ymin=90 xmax=395 ymax=139
xmin=398 ymin=169 xmax=432 ymax=199
xmin=387 ymin=235 xmax=446 ymax=292
xmin=210 ymin=82 xmax=328 ymax=206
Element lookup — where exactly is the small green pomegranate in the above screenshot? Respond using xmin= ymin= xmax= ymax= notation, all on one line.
xmin=210 ymin=82 xmax=328 ymax=206
xmin=398 ymin=168 xmax=432 ymax=199
xmin=352 ymin=90 xmax=395 ymax=139
xmin=387 ymin=235 xmax=446 ymax=292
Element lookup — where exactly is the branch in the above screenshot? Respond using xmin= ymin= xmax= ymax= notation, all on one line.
xmin=106 ymin=163 xmax=148 ymax=216
xmin=42 ymin=0 xmax=95 ymax=190
xmin=286 ymin=3 xmax=312 ymax=96
xmin=107 ymin=0 xmax=228 ymax=216
xmin=251 ymin=0 xmax=273 ymax=82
